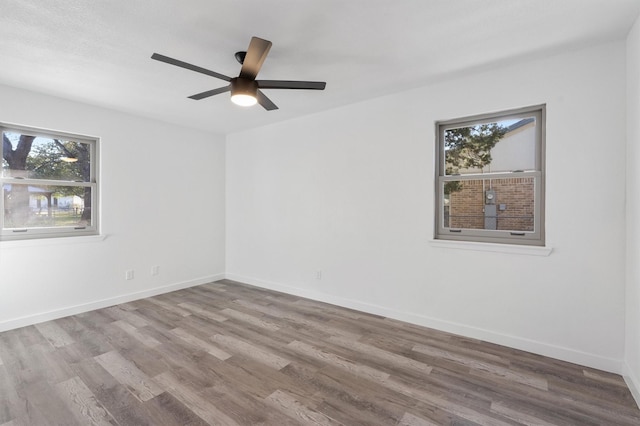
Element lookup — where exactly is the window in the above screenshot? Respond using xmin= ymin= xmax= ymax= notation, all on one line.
xmin=435 ymin=105 xmax=545 ymax=246
xmin=1 ymin=124 xmax=98 ymax=241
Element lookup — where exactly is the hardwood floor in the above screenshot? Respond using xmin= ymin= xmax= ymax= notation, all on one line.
xmin=0 ymin=279 xmax=638 ymax=425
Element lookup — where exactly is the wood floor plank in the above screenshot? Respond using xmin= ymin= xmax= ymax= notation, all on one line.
xmin=142 ymin=391 xmax=210 ymax=426
xmin=112 ymin=320 xmax=161 ymax=348
xmin=413 ymin=343 xmax=548 ymax=391
xmin=94 ymin=351 xmax=163 ymax=402
xmin=243 ymin=296 xmax=363 ymax=340
xmin=154 ymin=370 xmax=240 ymax=426
xmin=212 ymin=333 xmax=291 ymax=370
xmin=146 ymin=338 xmax=222 ymax=389
xmin=70 ymin=358 xmax=158 ymax=426
xmin=0 ymin=330 xmax=41 ymax=371
xmin=55 ymin=321 xmax=114 ymax=361
xmin=177 ymin=302 xmax=228 ymax=322
xmin=20 ymin=380 xmax=81 ymax=426
xmin=329 ymin=335 xmax=433 ymax=375
xmin=398 ymin=412 xmax=441 ymax=426
xmin=54 ymin=376 xmax=116 ymax=426
xmin=425 ymin=364 xmax=605 ymax=426
xmin=583 ymin=368 xmax=631 ymax=387
xmin=181 ymin=304 xmax=317 ymax=351
xmin=305 ymin=364 xmax=422 ymax=425
xmin=490 ymin=401 xmax=566 ymax=426
xmin=74 ymin=310 xmax=116 ymax=332
xmin=199 ymin=383 xmax=302 ymax=426
xmin=13 ymin=326 xmax=50 ymax=348
xmin=220 ymin=308 xmax=281 ymax=332
xmin=288 ymin=340 xmax=391 ymax=382
xmin=8 ymin=343 xmax=75 ymax=387
xmin=0 ymin=279 xmax=638 ymax=425
xmin=34 ymin=321 xmax=75 ymax=348
xmin=264 ymin=389 xmax=343 ymax=425
xmin=170 ymin=327 xmax=231 ymax=360
xmin=143 ymin=297 xmax=193 ymax=317
xmin=0 ymin=365 xmax=26 ymax=424
xmin=103 ymin=306 xmax=150 ymax=328
xmin=97 ymin=323 xmax=168 ymax=379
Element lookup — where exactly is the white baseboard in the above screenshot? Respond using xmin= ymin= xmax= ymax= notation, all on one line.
xmin=623 ymin=361 xmax=640 ymax=409
xmin=0 ymin=273 xmax=225 ymax=333
xmin=225 ymin=273 xmax=623 ymax=374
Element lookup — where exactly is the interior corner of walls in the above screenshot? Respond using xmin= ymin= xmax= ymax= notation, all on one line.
xmin=0 ymin=273 xmax=225 ymax=333
xmin=623 ymin=361 xmax=640 ymax=409
xmin=223 ymin=273 xmax=318 ymax=300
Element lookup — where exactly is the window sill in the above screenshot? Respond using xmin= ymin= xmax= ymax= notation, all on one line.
xmin=428 ymin=239 xmax=552 ymax=256
xmin=0 ymin=234 xmax=107 ymax=249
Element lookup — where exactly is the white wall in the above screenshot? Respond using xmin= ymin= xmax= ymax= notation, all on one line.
xmin=625 ymin=15 xmax=640 ymax=402
xmin=227 ymin=41 xmax=627 ymax=372
xmin=0 ymin=84 xmax=226 ymax=331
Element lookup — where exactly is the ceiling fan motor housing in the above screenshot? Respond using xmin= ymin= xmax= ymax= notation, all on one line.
xmin=230 ymin=77 xmax=259 ymax=106
xmin=230 ymin=77 xmax=258 ymax=97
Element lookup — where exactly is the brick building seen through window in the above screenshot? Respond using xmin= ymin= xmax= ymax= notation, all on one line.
xmin=445 ymin=177 xmax=534 ymax=231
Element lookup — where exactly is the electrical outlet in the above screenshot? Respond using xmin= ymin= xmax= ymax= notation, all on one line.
xmin=125 ymin=269 xmax=134 ymax=280
xmin=316 ymin=270 xmax=322 ymax=280
xmin=151 ymin=265 xmax=159 ymax=276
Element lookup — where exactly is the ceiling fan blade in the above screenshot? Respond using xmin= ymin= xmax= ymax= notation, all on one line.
xmin=239 ymin=37 xmax=272 ymax=80
xmin=151 ymin=53 xmax=232 ymax=82
xmin=256 ymin=90 xmax=278 ymax=111
xmin=188 ymin=85 xmax=231 ymax=100
xmin=257 ymin=80 xmax=326 ymax=90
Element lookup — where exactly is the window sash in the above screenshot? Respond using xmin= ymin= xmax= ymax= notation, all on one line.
xmin=438 ymin=108 xmax=543 ymax=177
xmin=436 ymin=172 xmax=541 ymax=244
xmin=1 ymin=181 xmax=98 ymax=240
xmin=0 ymin=124 xmax=98 ymax=241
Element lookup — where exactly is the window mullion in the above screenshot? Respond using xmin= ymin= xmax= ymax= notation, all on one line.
xmin=1 ymin=178 xmax=92 ymax=187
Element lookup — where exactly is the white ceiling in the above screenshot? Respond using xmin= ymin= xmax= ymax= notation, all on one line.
xmin=1 ymin=0 xmax=639 ymax=135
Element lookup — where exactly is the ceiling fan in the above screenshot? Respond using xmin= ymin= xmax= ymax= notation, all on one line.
xmin=151 ymin=36 xmax=326 ymax=111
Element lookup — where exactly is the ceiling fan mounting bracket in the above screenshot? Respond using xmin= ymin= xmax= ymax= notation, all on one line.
xmin=234 ymin=51 xmax=246 ymax=64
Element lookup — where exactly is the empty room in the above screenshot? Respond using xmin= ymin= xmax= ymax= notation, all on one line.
xmin=2 ymin=1 xmax=640 ymax=424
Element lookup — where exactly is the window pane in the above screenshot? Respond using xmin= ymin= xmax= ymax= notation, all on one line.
xmin=3 ymin=183 xmax=92 ymax=228
xmin=444 ymin=117 xmax=536 ymax=175
xmin=2 ymin=131 xmax=91 ymax=181
xmin=443 ymin=177 xmax=535 ymax=232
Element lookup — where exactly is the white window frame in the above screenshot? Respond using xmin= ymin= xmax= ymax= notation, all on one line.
xmin=435 ymin=105 xmax=545 ymax=246
xmin=1 ymin=123 xmax=99 ymax=241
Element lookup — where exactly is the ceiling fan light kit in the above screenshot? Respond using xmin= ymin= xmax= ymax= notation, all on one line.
xmin=152 ymin=36 xmax=326 ymax=111
xmin=230 ymin=78 xmax=258 ymax=107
